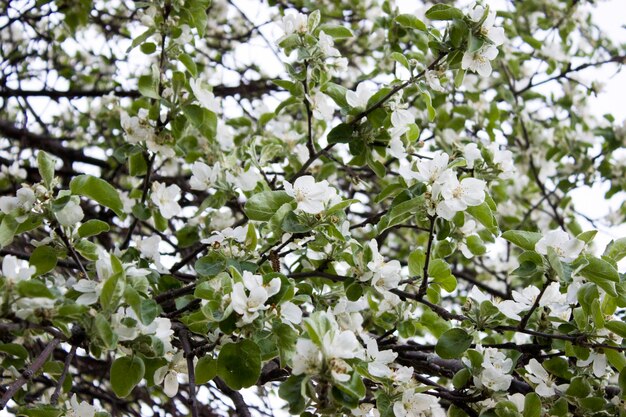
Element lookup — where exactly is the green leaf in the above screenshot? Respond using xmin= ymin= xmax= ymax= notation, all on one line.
xmin=244 ymin=191 xmax=293 ymax=221
xmin=317 ymin=24 xmax=353 ymax=39
xmin=94 ymin=313 xmax=117 ymax=349
xmin=327 ymin=123 xmax=354 ymax=144
xmin=70 ymin=175 xmax=124 ymax=217
xmin=466 ymin=235 xmax=487 ymax=256
xmin=566 ymin=376 xmax=591 ymax=398
xmin=278 ymin=374 xmax=306 ymax=415
xmin=37 ymin=151 xmax=56 ymax=189
xmin=78 ymin=219 xmax=110 ymax=238
xmin=195 ymin=356 xmax=217 ymax=384
xmin=408 ymin=248 xmax=426 ymax=277
xmin=100 ymin=272 xmax=125 ymax=313
xmin=110 ymin=356 xmax=145 ymax=398
xmin=395 ymin=14 xmax=427 ymax=31
xmin=390 ymin=52 xmax=410 ymax=70
xmin=195 ymin=253 xmax=226 ymax=277
xmin=421 ymin=91 xmax=436 ymax=121
xmin=547 ymin=247 xmax=564 ymax=279
xmin=523 ymin=393 xmax=541 ymax=417
xmin=138 ymin=74 xmax=159 ymax=99
xmin=425 ymin=4 xmax=464 ymax=20
xmin=604 ymin=237 xmax=626 ymax=262
xmin=281 ymin=211 xmax=312 ymax=233
xmin=308 ymin=9 xmax=321 ymax=32
xmin=16 ymin=279 xmax=54 ymax=298
xmin=605 ymin=321 xmax=626 ymax=339
xmin=29 ymin=246 xmax=58 ymax=276
xmin=579 ymin=256 xmax=619 ymax=297
xmin=435 ymin=328 xmax=472 ymax=359
xmin=179 ymin=53 xmax=198 ymax=77
xmin=466 ymin=203 xmax=498 ymax=235
xmin=217 ymin=340 xmax=262 ymax=390
xmin=0 ymin=214 xmax=18 ymax=248
xmin=580 ymin=256 xmax=619 ymax=282
xmin=501 ymin=230 xmax=542 ymax=251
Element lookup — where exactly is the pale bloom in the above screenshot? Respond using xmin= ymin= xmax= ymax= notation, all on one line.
xmin=535 ymin=229 xmax=584 ymax=262
xmin=190 ymin=161 xmax=220 ymax=191
xmin=425 ymin=70 xmax=445 ymax=92
xmin=462 ymin=45 xmax=499 ymax=77
xmin=577 ymin=352 xmax=608 ymax=377
xmin=308 ymin=90 xmax=334 ymax=121
xmin=230 ymin=271 xmax=281 ymax=324
xmin=525 ymin=358 xmax=568 ymax=397
xmin=151 ymin=182 xmax=181 ymax=219
xmin=436 ymin=176 xmax=486 ymax=220
xmin=284 ymin=175 xmax=337 ymax=214
xmin=292 ymin=338 xmax=323 ymax=376
xmin=66 ymin=394 xmax=98 ymax=417
xmin=189 ymin=78 xmax=220 ymax=113
xmin=346 ymin=83 xmax=374 ymax=109
xmin=280 ymin=11 xmax=308 ymax=36
xmin=0 ymin=187 xmax=36 ymax=215
xmin=393 ymin=390 xmax=445 ymax=417
xmin=55 ymin=197 xmax=84 ymax=226
xmin=2 ymin=255 xmax=36 ymax=284
xmin=469 ymin=4 xmax=505 ymax=46
xmin=463 ymin=143 xmax=481 ymax=169
xmin=154 ymin=352 xmax=188 ymax=397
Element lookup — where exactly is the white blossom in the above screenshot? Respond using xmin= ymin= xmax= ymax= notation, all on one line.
xmin=393 ymin=390 xmax=445 ymax=417
xmin=346 ymin=83 xmax=374 ymax=109
xmin=364 ymin=336 xmax=397 ymax=378
xmin=469 ymin=4 xmax=505 ymax=46
xmin=292 ymin=338 xmax=323 ymax=376
xmin=365 ymin=239 xmax=402 ymax=291
xmin=56 ymin=197 xmax=84 ymax=226
xmin=189 ymin=78 xmax=220 ymax=113
xmin=284 ymin=175 xmax=337 ymax=214
xmin=0 ymin=187 xmax=36 ymax=215
xmin=425 ymin=70 xmax=445 ymax=92
xmin=2 ymin=255 xmax=35 ymax=284
xmin=577 ymin=352 xmax=608 ymax=377
xmin=308 ymin=90 xmax=334 ymax=121
xmin=190 ymin=161 xmax=220 ymax=191
xmin=463 ymin=143 xmax=481 ymax=169
xmin=436 ymin=175 xmax=486 ymax=220
xmin=280 ymin=11 xmax=308 ymax=36
xmin=151 ymin=182 xmax=181 ymax=219
xmin=73 ymin=280 xmax=102 ymax=305
xmin=230 ymin=271 xmax=281 ymax=324
xmin=535 ymin=229 xmax=584 ymax=262
xmin=154 ymin=352 xmax=188 ymax=397
xmin=66 ymin=394 xmax=98 ymax=417
xmin=525 ymin=358 xmax=568 ymax=397
xmin=462 ymin=45 xmax=499 ymax=77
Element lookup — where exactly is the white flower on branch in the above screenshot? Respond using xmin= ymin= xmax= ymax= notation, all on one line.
xmin=308 ymin=90 xmax=335 ymax=121
xmin=154 ymin=351 xmax=188 ymax=397
xmin=525 ymin=358 xmax=568 ymax=397
xmin=55 ymin=197 xmax=84 ymax=226
xmin=230 ymin=271 xmax=281 ymax=324
xmin=1 ymin=255 xmax=35 ymax=284
xmin=436 ymin=174 xmax=486 ymax=220
xmin=66 ymin=393 xmax=98 ymax=417
xmin=462 ymin=45 xmax=499 ymax=77
xmin=346 ymin=83 xmax=374 ymax=109
xmin=190 ymin=161 xmax=220 ymax=191
xmin=151 ymin=182 xmax=181 ymax=219
xmin=535 ymin=229 xmax=584 ymax=262
xmin=393 ymin=390 xmax=445 ymax=417
xmin=284 ymin=175 xmax=337 ymax=214
xmin=189 ymin=78 xmax=220 ymax=113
